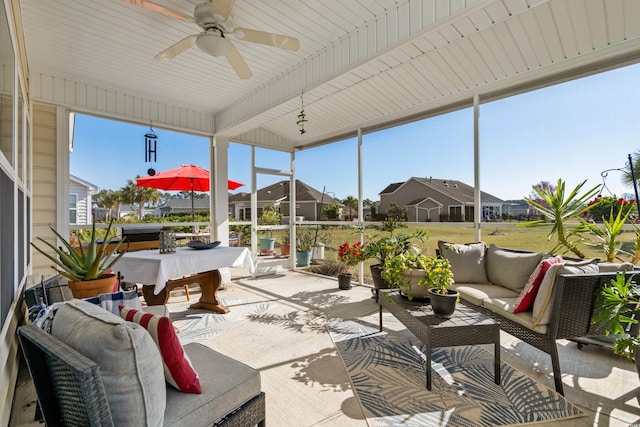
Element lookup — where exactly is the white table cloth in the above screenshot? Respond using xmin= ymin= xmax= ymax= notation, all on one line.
xmin=113 ymin=246 xmax=254 ymax=295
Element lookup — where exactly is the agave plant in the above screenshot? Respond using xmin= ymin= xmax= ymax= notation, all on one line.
xmin=31 ymin=219 xmax=126 ymax=282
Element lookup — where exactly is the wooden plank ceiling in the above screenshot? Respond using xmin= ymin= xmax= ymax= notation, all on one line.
xmin=19 ymin=0 xmax=640 ymax=152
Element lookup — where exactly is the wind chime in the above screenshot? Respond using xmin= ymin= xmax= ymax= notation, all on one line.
xmin=144 ymin=122 xmax=158 ymax=176
xmin=297 ymin=91 xmax=308 ymax=134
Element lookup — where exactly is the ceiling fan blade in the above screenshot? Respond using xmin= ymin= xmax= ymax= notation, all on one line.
xmin=225 ymin=45 xmax=253 ymax=80
xmin=121 ymin=0 xmax=194 ymax=23
xmin=211 ymin=0 xmax=237 ymax=21
xmin=235 ymin=27 xmax=300 ymax=52
xmin=155 ymin=35 xmax=196 ymax=60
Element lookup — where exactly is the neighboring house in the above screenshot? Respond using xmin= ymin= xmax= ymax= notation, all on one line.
xmin=502 ymin=201 xmax=543 ymax=221
xmin=69 ymin=175 xmax=98 ymax=225
xmin=379 ymin=177 xmax=504 ymax=222
xmin=156 ymin=197 xmax=211 ymax=217
xmin=229 ymin=180 xmax=343 ymax=221
xmin=94 ymin=204 xmax=155 ymax=220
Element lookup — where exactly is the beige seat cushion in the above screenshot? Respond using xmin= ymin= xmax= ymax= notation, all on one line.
xmin=452 ymin=283 xmax=520 ymax=307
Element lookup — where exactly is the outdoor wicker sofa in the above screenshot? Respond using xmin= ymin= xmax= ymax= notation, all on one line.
xmin=18 ymin=300 xmax=266 ymax=426
xmin=438 ymin=241 xmax=637 ymax=396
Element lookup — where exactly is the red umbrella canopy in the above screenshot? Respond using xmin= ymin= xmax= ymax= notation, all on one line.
xmin=136 ymin=164 xmax=243 ymax=191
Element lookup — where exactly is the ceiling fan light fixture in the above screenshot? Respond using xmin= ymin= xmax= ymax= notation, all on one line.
xmin=196 ymin=32 xmax=232 ymax=56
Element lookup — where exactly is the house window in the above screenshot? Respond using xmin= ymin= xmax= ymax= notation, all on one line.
xmin=69 ymin=193 xmax=78 ymax=224
xmin=239 ymin=207 xmax=251 ymax=221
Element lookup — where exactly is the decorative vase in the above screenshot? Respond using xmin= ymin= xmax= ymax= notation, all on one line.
xmin=338 ymin=273 xmax=352 ymax=290
xmin=280 ymin=243 xmax=291 ymax=256
xmin=296 ymin=251 xmax=312 ymax=267
xmin=68 ymin=274 xmax=118 ymax=299
xmin=400 ymin=269 xmax=430 ymax=300
xmin=259 ymin=237 xmax=276 ymax=252
xmin=428 ymin=288 xmax=459 ymax=318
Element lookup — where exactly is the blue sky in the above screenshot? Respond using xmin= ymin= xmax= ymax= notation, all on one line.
xmin=71 ymin=62 xmax=640 ymax=202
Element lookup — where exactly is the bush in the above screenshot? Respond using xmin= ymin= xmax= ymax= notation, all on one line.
xmin=586 ymin=196 xmax=636 ymax=223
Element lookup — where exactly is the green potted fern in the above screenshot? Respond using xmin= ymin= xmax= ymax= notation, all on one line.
xmin=593 ymin=272 xmax=640 ymax=378
xmin=31 ymin=219 xmax=126 ymax=298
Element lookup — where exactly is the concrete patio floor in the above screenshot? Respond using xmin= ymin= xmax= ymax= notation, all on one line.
xmin=10 ymin=269 xmax=640 ymax=426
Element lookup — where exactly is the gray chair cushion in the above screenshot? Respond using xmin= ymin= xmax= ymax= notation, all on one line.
xmin=438 ymin=241 xmax=488 ymax=284
xmin=164 ymin=342 xmax=262 ymax=427
xmin=485 ymin=244 xmax=544 ymax=291
xmin=52 ymin=300 xmax=166 ymax=427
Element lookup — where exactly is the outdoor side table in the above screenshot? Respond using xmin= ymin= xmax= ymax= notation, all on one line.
xmin=379 ymin=290 xmax=501 ymax=390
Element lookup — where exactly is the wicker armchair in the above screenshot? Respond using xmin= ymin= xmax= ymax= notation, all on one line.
xmin=18 ymin=324 xmax=266 ymax=426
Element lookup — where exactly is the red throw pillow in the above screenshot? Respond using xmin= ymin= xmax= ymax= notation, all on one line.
xmin=120 ymin=306 xmax=201 ymax=394
xmin=513 ymin=256 xmax=563 ymax=313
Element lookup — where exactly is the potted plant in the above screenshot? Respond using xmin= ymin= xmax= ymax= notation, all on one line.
xmin=337 ymin=241 xmax=365 ymax=290
xmin=592 ymin=272 xmax=640 ymax=377
xmin=311 ymin=229 xmax=332 ymax=260
xmin=280 ymin=231 xmax=291 ymax=256
xmin=31 ymin=219 xmax=126 ymax=298
xmin=381 ymin=251 xmax=456 ymax=317
xmin=363 ymin=227 xmax=427 ymax=290
xmin=296 ymin=228 xmax=315 ymax=267
xmin=258 ymin=205 xmax=281 ymax=253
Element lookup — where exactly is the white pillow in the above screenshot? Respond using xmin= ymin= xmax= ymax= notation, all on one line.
xmin=531 ymin=260 xmax=599 ymax=327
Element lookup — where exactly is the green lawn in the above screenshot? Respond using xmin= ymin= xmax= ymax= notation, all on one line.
xmin=276 ymin=222 xmax=637 ymax=279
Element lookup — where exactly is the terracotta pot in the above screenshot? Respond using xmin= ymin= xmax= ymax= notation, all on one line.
xmin=338 ymin=273 xmax=352 ymax=290
xmin=400 ymin=269 xmax=430 ymax=300
xmin=428 ymin=288 xmax=459 ymax=318
xmin=280 ymin=243 xmax=291 ymax=256
xmin=68 ymin=274 xmax=118 ymax=299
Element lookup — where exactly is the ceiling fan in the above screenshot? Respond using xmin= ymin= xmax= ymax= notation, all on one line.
xmin=122 ymin=0 xmax=300 ymax=79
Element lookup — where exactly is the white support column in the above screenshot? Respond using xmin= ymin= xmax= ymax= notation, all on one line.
xmin=473 ymin=94 xmax=481 ymax=241
xmin=357 ymin=128 xmax=364 ymax=285
xmin=211 ymin=136 xmax=230 ymax=245
xmin=250 ymin=146 xmax=257 ymax=262
xmin=290 ymin=152 xmax=296 ymax=270
xmin=211 ymin=135 xmax=231 ymax=282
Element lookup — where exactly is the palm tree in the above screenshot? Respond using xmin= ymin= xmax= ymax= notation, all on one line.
xmin=94 ymin=189 xmax=123 ymax=221
xmin=121 ymin=178 xmax=162 ymax=219
xmin=522 ymin=178 xmax=600 ymax=258
xmin=623 ymin=151 xmax=640 ymax=189
xmin=342 ymin=195 xmax=358 ymax=220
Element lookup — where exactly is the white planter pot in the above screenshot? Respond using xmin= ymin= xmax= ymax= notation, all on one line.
xmin=400 ymin=269 xmax=430 ymax=299
xmin=311 ymin=245 xmax=325 ymax=260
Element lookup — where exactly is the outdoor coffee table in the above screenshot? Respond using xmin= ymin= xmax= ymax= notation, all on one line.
xmin=379 ymin=290 xmax=501 ymax=390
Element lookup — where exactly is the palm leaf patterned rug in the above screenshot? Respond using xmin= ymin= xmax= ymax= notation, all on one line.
xmin=168 ymin=296 xmax=270 ymax=345
xmin=327 ymin=318 xmax=585 ymax=427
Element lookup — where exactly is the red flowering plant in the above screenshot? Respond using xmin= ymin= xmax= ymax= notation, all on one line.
xmin=337 ymin=242 xmax=365 ymax=275
xmin=583 ymin=196 xmax=636 ymax=223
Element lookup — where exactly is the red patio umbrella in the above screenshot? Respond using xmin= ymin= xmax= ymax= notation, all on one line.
xmin=136 ymin=164 xmax=243 ymax=219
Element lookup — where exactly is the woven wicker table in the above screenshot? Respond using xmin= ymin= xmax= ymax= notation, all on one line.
xmin=379 ymin=290 xmax=501 ymax=390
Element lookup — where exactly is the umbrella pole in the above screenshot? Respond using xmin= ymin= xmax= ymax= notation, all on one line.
xmin=191 ymin=179 xmax=195 ymax=223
